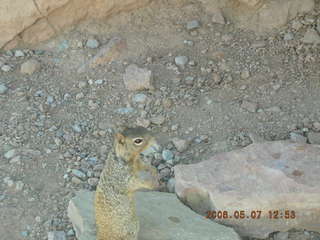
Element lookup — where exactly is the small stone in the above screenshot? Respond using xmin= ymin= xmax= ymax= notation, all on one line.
xmin=292 ymin=20 xmax=303 ymax=30
xmin=48 ymin=231 xmax=66 ymax=240
xmin=172 ymin=138 xmax=190 ymax=152
xmin=20 ymin=231 xmax=29 ymax=237
xmin=136 ymin=118 xmax=151 ymax=128
xmin=9 ymin=155 xmax=21 ymax=164
xmin=78 ymin=81 xmax=87 ymax=88
xmin=241 ymin=101 xmax=257 ymax=113
xmin=15 ymin=181 xmax=24 ymax=191
xmin=88 ymin=178 xmax=99 ymax=186
xmin=150 ymin=115 xmax=165 ymax=125
xmin=0 ymin=84 xmax=8 ymax=94
xmin=175 ymin=56 xmax=188 ymax=67
xmin=1 ymin=65 xmax=11 ymax=72
xmin=46 ymin=96 xmax=54 ymax=104
xmin=251 ymin=41 xmax=266 ymax=48
xmin=3 ymin=177 xmax=14 ymax=187
xmin=20 ymin=59 xmax=41 ymax=75
xmin=283 ymin=32 xmax=294 ymax=41
xmin=71 ymin=176 xmax=83 ymax=184
xmin=211 ymin=9 xmax=225 ymax=24
xmin=123 ymin=64 xmax=154 ymax=91
xmin=15 ymin=50 xmax=25 ymax=57
xmin=162 ymin=98 xmax=173 ymax=108
xmin=162 ymin=150 xmax=174 ymax=161
xmin=72 ymin=124 xmax=82 ymax=133
xmin=4 ymin=149 xmax=16 ymax=159
xmin=186 ymin=20 xmax=200 ymax=30
xmin=75 ymin=92 xmax=84 ymax=100
xmin=302 ymin=29 xmax=320 ymax=44
xmin=289 ymin=132 xmax=307 ymax=143
xmin=167 ymin=178 xmax=176 ymax=193
xmin=116 ymin=107 xmax=136 ymax=115
xmin=273 ymin=231 xmax=289 ymax=240
xmin=66 ymin=229 xmax=75 ymax=237
xmin=95 ymin=79 xmax=104 ymax=85
xmin=313 ymin=122 xmax=320 ymax=131
xmin=307 ymin=132 xmax=320 ymax=144
xmin=241 ymin=69 xmax=250 ymax=79
xmin=185 ymin=76 xmax=194 ymax=86
xmin=86 ymin=38 xmax=100 ymax=49
xmin=133 ymin=93 xmax=147 ymax=103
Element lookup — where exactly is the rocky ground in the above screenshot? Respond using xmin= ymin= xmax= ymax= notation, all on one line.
xmin=1 ymin=0 xmax=320 ymax=239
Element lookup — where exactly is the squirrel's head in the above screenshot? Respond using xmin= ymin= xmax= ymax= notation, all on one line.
xmin=114 ymin=126 xmax=157 ymax=162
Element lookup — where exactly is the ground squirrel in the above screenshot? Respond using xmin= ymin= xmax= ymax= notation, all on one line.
xmin=95 ymin=126 xmax=160 ymax=240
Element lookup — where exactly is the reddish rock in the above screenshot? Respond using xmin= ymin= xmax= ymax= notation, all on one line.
xmin=174 ymin=141 xmax=320 ymax=238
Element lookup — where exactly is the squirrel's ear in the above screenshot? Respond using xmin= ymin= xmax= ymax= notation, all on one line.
xmin=115 ymin=133 xmax=125 ymax=145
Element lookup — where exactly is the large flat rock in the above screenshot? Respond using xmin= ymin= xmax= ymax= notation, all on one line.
xmin=68 ymin=191 xmax=240 ymax=240
xmin=174 ymin=141 xmax=320 ymax=238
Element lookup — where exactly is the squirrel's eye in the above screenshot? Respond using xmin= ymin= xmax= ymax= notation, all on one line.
xmin=133 ymin=138 xmax=143 ymax=145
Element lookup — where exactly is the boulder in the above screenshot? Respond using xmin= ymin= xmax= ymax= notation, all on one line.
xmin=174 ymin=141 xmax=320 ymax=238
xmin=68 ymin=190 xmax=241 ymax=240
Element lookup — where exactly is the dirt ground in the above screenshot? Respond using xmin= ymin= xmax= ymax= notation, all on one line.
xmin=0 ymin=0 xmax=320 ymax=239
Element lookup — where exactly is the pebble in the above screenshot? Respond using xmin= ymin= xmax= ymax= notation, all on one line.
xmin=162 ymin=149 xmax=174 ymax=161
xmin=0 ymin=83 xmax=8 ymax=94
xmin=15 ymin=181 xmax=24 ymax=191
xmin=72 ymin=124 xmax=82 ymax=133
xmin=21 ymin=231 xmax=29 ymax=237
xmin=273 ymin=232 xmax=289 ymax=240
xmin=211 ymin=9 xmax=225 ymax=24
xmin=307 ymin=132 xmax=320 ymax=144
xmin=241 ymin=69 xmax=250 ymax=79
xmin=86 ymin=38 xmax=100 ymax=49
xmin=1 ymin=65 xmax=11 ymax=72
xmin=313 ymin=122 xmax=320 ymax=131
xmin=251 ymin=41 xmax=266 ymax=48
xmin=66 ymin=229 xmax=75 ymax=237
xmin=88 ymin=177 xmax=99 ymax=186
xmin=171 ymin=138 xmax=190 ymax=152
xmin=174 ymin=56 xmax=188 ymax=67
xmin=15 ymin=50 xmax=25 ymax=57
xmin=75 ymin=92 xmax=84 ymax=100
xmin=241 ymin=100 xmax=257 ymax=113
xmin=46 ymin=96 xmax=55 ymax=104
xmin=283 ymin=32 xmax=294 ymax=41
xmin=48 ymin=231 xmax=66 ymax=240
xmin=78 ymin=81 xmax=87 ymax=88
xmin=71 ymin=176 xmax=83 ymax=184
xmin=95 ymin=79 xmax=104 ymax=85
xmin=136 ymin=118 xmax=150 ymax=128
xmin=116 ymin=107 xmax=136 ymax=115
xmin=301 ymin=29 xmax=320 ymax=44
xmin=167 ymin=178 xmax=176 ymax=193
xmin=133 ymin=93 xmax=147 ymax=103
xmin=4 ymin=149 xmax=17 ymax=159
xmin=123 ymin=64 xmax=154 ymax=91
xmin=21 ymin=59 xmax=41 ymax=75
xmin=289 ymin=132 xmax=307 ymax=143
xmin=150 ymin=115 xmax=165 ymax=125
xmin=186 ymin=20 xmax=200 ymax=30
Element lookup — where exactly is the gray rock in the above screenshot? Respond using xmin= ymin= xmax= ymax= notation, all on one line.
xmin=0 ymin=83 xmax=8 ymax=94
xmin=71 ymin=169 xmax=87 ymax=180
xmin=133 ymin=93 xmax=147 ymax=103
xmin=241 ymin=69 xmax=250 ymax=79
xmin=123 ymin=64 xmax=154 ymax=91
xmin=46 ymin=96 xmax=54 ymax=104
xmin=175 ymin=56 xmax=188 ymax=67
xmin=241 ymin=100 xmax=257 ymax=113
xmin=171 ymin=138 xmax=190 ymax=152
xmin=48 ymin=231 xmax=66 ymax=240
xmin=167 ymin=178 xmax=176 ymax=193
xmin=302 ymin=29 xmax=320 ymax=44
xmin=68 ymin=190 xmax=240 ymax=240
xmin=289 ymin=132 xmax=307 ymax=143
xmin=20 ymin=59 xmax=41 ymax=75
xmin=116 ymin=107 xmax=136 ymax=115
xmin=95 ymin=79 xmax=103 ymax=85
xmin=313 ymin=122 xmax=320 ymax=131
xmin=162 ymin=149 xmax=174 ymax=161
xmin=1 ymin=65 xmax=11 ymax=72
xmin=4 ymin=149 xmax=16 ymax=159
xmin=186 ymin=20 xmax=200 ymax=30
xmin=307 ymin=132 xmax=320 ymax=144
xmin=211 ymin=8 xmax=225 ymax=24
xmin=72 ymin=124 xmax=82 ymax=133
xmin=174 ymin=141 xmax=320 ymax=238
xmin=274 ymin=231 xmax=289 ymax=240
xmin=284 ymin=32 xmax=294 ymax=41
xmin=15 ymin=50 xmax=25 ymax=57
xmin=150 ymin=115 xmax=165 ymax=125
xmin=86 ymin=38 xmax=100 ymax=49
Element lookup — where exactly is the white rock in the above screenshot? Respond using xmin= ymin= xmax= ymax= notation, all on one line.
xmin=20 ymin=59 xmax=41 ymax=75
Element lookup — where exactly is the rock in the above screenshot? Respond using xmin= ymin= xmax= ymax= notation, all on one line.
xmin=20 ymin=59 xmax=41 ymax=75
xmin=167 ymin=178 xmax=176 ymax=193
xmin=71 ymin=169 xmax=87 ymax=180
xmin=241 ymin=100 xmax=257 ymax=113
xmin=302 ymin=29 xmax=320 ymax=44
xmin=240 ymin=69 xmax=250 ymax=79
xmin=185 ymin=76 xmax=194 ymax=86
xmin=86 ymin=38 xmax=99 ymax=49
xmin=150 ymin=115 xmax=165 ymax=125
xmin=307 ymin=132 xmax=320 ymax=144
xmin=72 ymin=124 xmax=82 ymax=133
xmin=274 ymin=232 xmax=289 ymax=240
xmin=133 ymin=93 xmax=147 ymax=103
xmin=136 ymin=118 xmax=150 ymax=128
xmin=88 ymin=178 xmax=99 ymax=186
xmin=123 ymin=64 xmax=154 ymax=91
xmin=4 ymin=149 xmax=16 ymax=159
xmin=211 ymin=8 xmax=226 ymax=24
xmin=68 ymin=190 xmax=96 ymax=240
xmin=289 ymin=132 xmax=307 ymax=143
xmin=174 ymin=141 xmax=320 ymax=238
xmin=1 ymin=65 xmax=11 ymax=72
xmin=69 ymin=190 xmax=240 ymax=240
xmin=171 ymin=138 xmax=190 ymax=152
xmin=186 ymin=20 xmax=200 ymax=30
xmin=0 ymin=84 xmax=8 ymax=94
xmin=78 ymin=37 xmax=127 ymax=73
xmin=313 ymin=122 xmax=320 ymax=131
xmin=162 ymin=150 xmax=174 ymax=162
xmin=175 ymin=56 xmax=188 ymax=67
xmin=283 ymin=32 xmax=294 ymax=41
xmin=14 ymin=50 xmax=25 ymax=57
xmin=116 ymin=107 xmax=136 ymax=115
